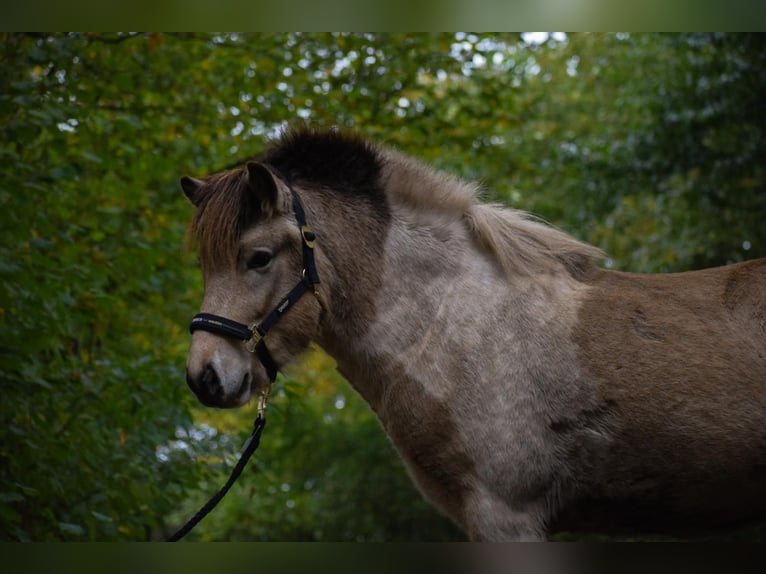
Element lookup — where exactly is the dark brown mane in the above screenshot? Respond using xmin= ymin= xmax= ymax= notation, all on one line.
xmin=259 ymin=127 xmax=383 ymax=198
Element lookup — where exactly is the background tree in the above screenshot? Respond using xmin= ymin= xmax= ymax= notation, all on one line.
xmin=1 ymin=33 xmax=764 ymax=541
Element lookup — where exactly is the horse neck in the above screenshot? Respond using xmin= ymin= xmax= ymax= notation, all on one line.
xmin=311 ymin=189 xmax=511 ymax=412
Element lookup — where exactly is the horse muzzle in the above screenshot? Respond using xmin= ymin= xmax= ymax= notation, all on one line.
xmin=185 ymin=357 xmax=254 ymax=409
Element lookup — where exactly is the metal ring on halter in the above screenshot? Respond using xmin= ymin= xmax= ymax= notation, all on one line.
xmin=302 ymin=269 xmax=319 ymax=297
xmin=245 ymin=324 xmax=263 ymax=353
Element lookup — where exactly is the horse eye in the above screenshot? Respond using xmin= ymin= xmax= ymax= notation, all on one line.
xmin=247 ymin=250 xmax=273 ymax=270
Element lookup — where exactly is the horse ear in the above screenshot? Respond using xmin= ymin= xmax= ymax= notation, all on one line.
xmin=245 ymin=161 xmax=290 ymax=215
xmin=180 ymin=176 xmax=204 ymax=206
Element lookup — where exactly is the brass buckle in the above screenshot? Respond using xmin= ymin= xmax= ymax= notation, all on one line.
xmin=301 ymin=225 xmax=316 ymax=249
xmin=245 ymin=324 xmax=262 ymax=353
xmin=257 ymin=383 xmax=272 ymax=419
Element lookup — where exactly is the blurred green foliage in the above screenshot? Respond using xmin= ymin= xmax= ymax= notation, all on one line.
xmin=1 ymin=33 xmax=764 ymax=541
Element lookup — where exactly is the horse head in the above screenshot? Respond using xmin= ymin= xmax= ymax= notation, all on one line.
xmin=181 ymin=162 xmax=323 ymax=408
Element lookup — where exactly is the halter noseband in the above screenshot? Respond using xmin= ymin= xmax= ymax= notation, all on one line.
xmin=188 ymin=177 xmax=320 ymax=383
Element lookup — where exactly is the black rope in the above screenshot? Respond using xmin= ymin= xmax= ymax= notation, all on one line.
xmin=167 ymin=415 xmax=266 ymax=541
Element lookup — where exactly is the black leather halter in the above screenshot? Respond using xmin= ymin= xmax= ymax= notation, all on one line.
xmin=188 ymin=178 xmax=320 ymax=383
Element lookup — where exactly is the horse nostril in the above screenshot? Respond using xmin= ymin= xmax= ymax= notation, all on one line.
xmin=186 ymin=364 xmax=223 ymax=406
xmin=201 ymin=364 xmax=219 ymax=389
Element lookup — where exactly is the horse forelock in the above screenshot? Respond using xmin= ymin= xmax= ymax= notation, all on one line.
xmin=188 ymin=167 xmax=253 ymax=271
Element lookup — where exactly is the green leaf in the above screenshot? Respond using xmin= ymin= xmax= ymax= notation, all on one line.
xmin=79 ymin=151 xmax=103 ymax=164
xmin=90 ymin=511 xmax=113 ymax=523
xmin=58 ymin=522 xmax=85 ymax=536
xmin=0 ymin=492 xmax=25 ymax=503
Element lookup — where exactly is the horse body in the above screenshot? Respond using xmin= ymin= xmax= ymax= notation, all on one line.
xmin=561 ymin=261 xmax=766 ymax=536
xmin=182 ymin=129 xmax=766 ymax=540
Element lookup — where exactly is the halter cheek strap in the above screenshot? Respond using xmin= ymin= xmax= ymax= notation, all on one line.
xmin=188 ymin=180 xmax=320 ymax=383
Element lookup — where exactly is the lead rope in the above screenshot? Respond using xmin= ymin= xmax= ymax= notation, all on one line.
xmin=166 ymin=387 xmax=271 ymax=542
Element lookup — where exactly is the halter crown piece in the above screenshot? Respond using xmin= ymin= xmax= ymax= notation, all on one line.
xmin=188 ymin=175 xmax=320 ymax=384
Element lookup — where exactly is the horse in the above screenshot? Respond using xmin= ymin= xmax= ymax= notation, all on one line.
xmin=180 ymin=128 xmax=766 ymax=541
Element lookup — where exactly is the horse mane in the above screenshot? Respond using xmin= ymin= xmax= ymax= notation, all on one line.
xmin=260 ymin=127 xmax=383 ymax=199
xmin=188 ymin=127 xmax=603 ymax=276
xmin=379 ymin=146 xmax=604 ymax=277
